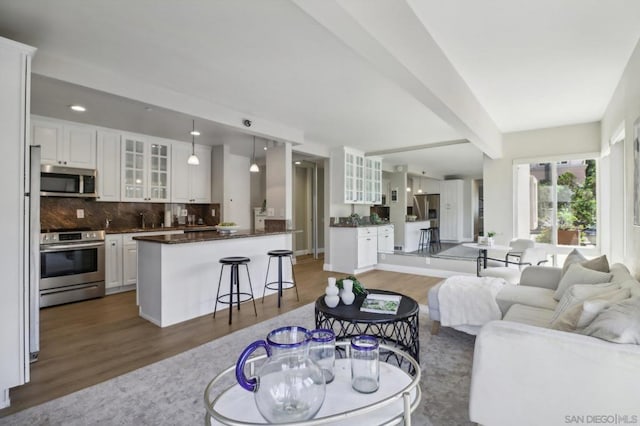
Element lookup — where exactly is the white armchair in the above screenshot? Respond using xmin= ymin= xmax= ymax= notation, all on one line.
xmin=478 ymin=247 xmax=547 ymax=284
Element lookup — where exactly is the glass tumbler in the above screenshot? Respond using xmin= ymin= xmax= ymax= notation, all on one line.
xmin=350 ymin=335 xmax=380 ymax=393
xmin=309 ymin=329 xmax=335 ymax=384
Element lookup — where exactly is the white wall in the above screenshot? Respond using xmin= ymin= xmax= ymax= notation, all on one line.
xmin=600 ymin=38 xmax=640 ymax=275
xmin=266 ymin=143 xmax=292 ymax=220
xmin=222 ymin=150 xmax=251 ymax=229
xmin=483 ymin=122 xmax=601 ymax=246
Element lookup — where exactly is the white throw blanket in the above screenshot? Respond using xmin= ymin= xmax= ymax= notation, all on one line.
xmin=438 ymin=276 xmax=506 ymax=332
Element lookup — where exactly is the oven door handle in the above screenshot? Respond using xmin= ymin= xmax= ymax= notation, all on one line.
xmin=40 ymin=242 xmax=105 ymax=252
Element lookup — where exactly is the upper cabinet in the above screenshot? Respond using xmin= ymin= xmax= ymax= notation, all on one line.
xmin=32 ymin=117 xmax=96 ymax=168
xmin=121 ymin=135 xmax=171 ymax=202
xmin=171 ymin=142 xmax=211 ymax=203
xmin=364 ymin=156 xmax=382 ymax=205
xmin=337 ymin=147 xmax=382 ymax=205
xmin=96 ymin=130 xmax=121 ymax=202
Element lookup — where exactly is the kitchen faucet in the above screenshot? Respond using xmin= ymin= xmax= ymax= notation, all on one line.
xmin=139 ymin=212 xmax=146 ymax=229
xmin=105 ymin=217 xmax=112 ymax=229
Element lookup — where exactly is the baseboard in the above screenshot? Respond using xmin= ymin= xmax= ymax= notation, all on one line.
xmin=375 ymin=263 xmax=473 ymax=278
xmin=1 ymin=388 xmax=9 ymax=409
xmin=323 ymin=263 xmax=332 ymax=271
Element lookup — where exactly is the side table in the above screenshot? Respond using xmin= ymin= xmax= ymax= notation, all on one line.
xmin=315 ymin=290 xmax=419 ymax=373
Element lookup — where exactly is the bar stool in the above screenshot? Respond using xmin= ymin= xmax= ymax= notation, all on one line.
xmin=262 ymin=249 xmax=299 ymax=308
xmin=429 ymin=227 xmax=441 ymax=253
xmin=418 ymin=228 xmax=431 ymax=252
xmin=214 ymin=256 xmax=257 ymax=325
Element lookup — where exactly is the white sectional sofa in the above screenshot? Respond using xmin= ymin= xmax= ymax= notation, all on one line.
xmin=428 ymin=261 xmax=640 ymax=426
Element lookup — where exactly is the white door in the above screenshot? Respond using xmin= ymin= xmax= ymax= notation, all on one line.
xmin=105 ymin=235 xmax=123 ymax=290
xmin=97 ymin=130 xmax=121 ymax=202
xmin=32 ymin=119 xmax=62 ymax=165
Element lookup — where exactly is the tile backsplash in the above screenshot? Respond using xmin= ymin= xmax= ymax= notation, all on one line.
xmin=40 ymin=197 xmax=221 ymax=231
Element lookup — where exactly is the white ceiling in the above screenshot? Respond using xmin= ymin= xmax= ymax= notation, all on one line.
xmin=2 ymin=0 xmax=639 ymax=177
xmin=410 ymin=0 xmax=640 ymax=132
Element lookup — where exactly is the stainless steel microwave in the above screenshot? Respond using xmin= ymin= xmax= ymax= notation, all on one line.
xmin=40 ymin=164 xmax=97 ymax=197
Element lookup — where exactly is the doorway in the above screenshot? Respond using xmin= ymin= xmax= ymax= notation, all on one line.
xmin=292 ymin=157 xmax=325 ymax=258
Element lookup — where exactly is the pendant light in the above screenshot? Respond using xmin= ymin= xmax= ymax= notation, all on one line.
xmin=249 ymin=136 xmax=260 ymax=172
xmin=187 ymin=119 xmax=200 ymax=166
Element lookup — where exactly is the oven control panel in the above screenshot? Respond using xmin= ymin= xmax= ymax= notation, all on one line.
xmin=40 ymin=230 xmax=105 ymax=245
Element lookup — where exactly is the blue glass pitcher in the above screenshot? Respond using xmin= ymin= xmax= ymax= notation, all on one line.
xmin=235 ymin=326 xmax=326 ymax=423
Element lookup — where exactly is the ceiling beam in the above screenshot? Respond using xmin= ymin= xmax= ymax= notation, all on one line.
xmin=365 ymin=139 xmax=468 ymax=156
xmin=294 ymin=0 xmax=503 ymax=159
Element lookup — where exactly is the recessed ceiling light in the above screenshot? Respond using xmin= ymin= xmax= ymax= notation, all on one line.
xmin=69 ymin=105 xmax=86 ymax=112
xmin=190 ymin=130 xmax=200 ymax=136
xmin=294 ymin=161 xmax=301 ymax=165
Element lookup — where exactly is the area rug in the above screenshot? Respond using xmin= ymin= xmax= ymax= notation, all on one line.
xmin=0 ymin=304 xmax=475 ymax=426
xmin=432 ymin=245 xmax=479 ymax=261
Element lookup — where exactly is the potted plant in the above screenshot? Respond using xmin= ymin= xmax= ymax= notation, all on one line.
xmin=486 ymin=231 xmax=496 ymax=247
xmin=336 ymin=275 xmax=367 ymax=296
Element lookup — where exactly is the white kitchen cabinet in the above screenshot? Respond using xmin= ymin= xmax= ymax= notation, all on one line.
xmin=333 ymin=147 xmax=381 ymax=205
xmin=105 ymin=234 xmax=123 ymax=291
xmin=377 ymin=225 xmax=394 ymax=253
xmin=357 ymin=227 xmax=378 ymax=268
xmin=364 ymin=157 xmax=383 ymax=204
xmin=96 ymin=130 xmax=121 ymax=202
xmin=440 ymin=179 xmax=464 ymax=242
xmin=121 ymin=135 xmax=171 ymax=202
xmin=106 ymin=231 xmax=185 ymax=294
xmin=123 ymin=238 xmax=138 ymax=286
xmin=329 ymin=226 xmax=378 ymax=274
xmin=171 ymin=142 xmax=211 ymax=203
xmin=32 ymin=117 xmax=96 ymax=168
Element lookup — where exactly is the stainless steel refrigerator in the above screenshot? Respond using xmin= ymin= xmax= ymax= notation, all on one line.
xmin=27 ymin=145 xmax=40 ymax=362
xmin=412 ymin=193 xmax=440 ymax=227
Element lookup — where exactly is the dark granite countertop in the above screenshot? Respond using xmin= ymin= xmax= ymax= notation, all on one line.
xmin=133 ymin=230 xmax=295 ymax=244
xmin=329 ymin=223 xmax=393 ymax=228
xmin=105 ymin=225 xmax=217 ymax=234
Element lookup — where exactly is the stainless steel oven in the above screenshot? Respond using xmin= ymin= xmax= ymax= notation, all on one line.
xmin=40 ymin=229 xmax=105 ymax=307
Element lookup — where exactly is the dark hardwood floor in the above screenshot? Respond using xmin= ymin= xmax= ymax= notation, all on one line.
xmin=0 ymin=255 xmax=439 ymax=417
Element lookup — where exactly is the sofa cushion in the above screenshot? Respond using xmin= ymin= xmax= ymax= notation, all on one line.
xmin=503 ymin=304 xmax=555 ymax=328
xmin=610 ymin=263 xmax=633 ymax=284
xmin=553 ymin=263 xmax=613 ymax=301
xmin=551 ymin=282 xmax=620 ymax=323
xmin=577 ymin=289 xmax=632 ymax=329
xmin=496 ymin=285 xmax=557 ymax=314
xmin=562 ymin=249 xmax=609 ymax=275
xmin=479 ymin=267 xmax=521 ymax=284
xmin=579 ymin=297 xmax=640 ymax=344
xmin=551 ymin=288 xmax=630 ymax=332
xmin=562 ymin=248 xmax=587 ymax=275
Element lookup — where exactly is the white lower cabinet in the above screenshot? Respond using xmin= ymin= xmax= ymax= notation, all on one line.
xmin=357 ymin=228 xmax=378 ymax=268
xmin=105 ymin=231 xmax=183 ymax=294
xmin=329 ymin=226 xmax=378 ymax=274
xmin=105 ymin=234 xmax=124 ymax=291
xmin=377 ymin=225 xmax=394 ymax=253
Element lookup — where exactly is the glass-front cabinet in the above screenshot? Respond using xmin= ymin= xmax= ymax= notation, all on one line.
xmin=341 ymin=147 xmax=382 ymax=205
xmin=122 ymin=135 xmax=170 ymax=202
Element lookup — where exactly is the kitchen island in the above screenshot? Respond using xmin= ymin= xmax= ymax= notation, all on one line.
xmin=134 ymin=230 xmax=293 ymax=327
xmin=403 ymin=220 xmax=433 ymax=252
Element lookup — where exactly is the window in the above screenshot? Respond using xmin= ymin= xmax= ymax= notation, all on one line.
xmin=517 ymin=158 xmax=597 ymax=248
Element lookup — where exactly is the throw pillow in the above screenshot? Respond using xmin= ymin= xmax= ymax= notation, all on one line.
xmin=551 ymin=288 xmax=630 ymax=332
xmin=580 ymin=255 xmax=610 ymax=274
xmin=579 ymin=297 xmax=640 ymax=344
xmin=553 ymin=263 xmax=613 ymax=301
xmin=576 ymin=288 xmax=632 ymax=329
xmin=562 ymin=249 xmax=587 ymax=275
xmin=550 ymin=282 xmax=620 ymax=324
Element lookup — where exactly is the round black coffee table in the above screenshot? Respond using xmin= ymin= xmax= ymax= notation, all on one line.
xmin=315 ymin=289 xmax=419 ymax=374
